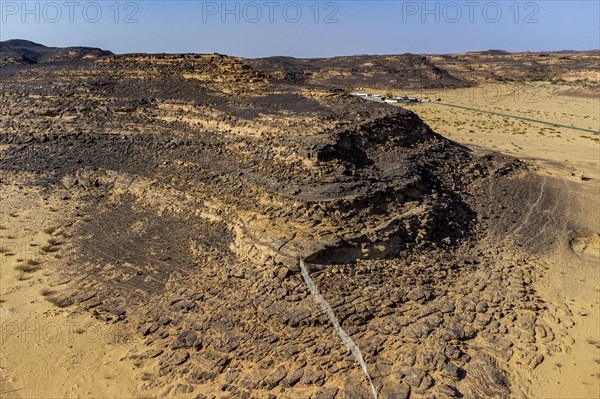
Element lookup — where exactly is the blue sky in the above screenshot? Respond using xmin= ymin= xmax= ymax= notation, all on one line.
xmin=1 ymin=1 xmax=599 ymax=57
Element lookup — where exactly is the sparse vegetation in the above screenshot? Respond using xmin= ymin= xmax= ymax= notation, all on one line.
xmin=15 ymin=259 xmax=40 ymax=272
xmin=40 ymin=244 xmax=59 ymax=253
xmin=587 ymin=339 xmax=600 ymax=349
xmin=43 ymin=226 xmax=58 ymax=235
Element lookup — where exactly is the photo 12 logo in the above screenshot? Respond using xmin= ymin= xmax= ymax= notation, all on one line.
xmin=1 ymin=320 xmax=99 ymax=344
xmin=401 ymin=1 xmax=540 ymax=23
xmin=201 ymin=1 xmax=340 ymax=23
xmin=0 ymin=1 xmax=140 ymax=23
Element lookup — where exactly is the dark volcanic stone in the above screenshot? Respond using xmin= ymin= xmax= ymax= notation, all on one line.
xmin=171 ymin=330 xmax=197 ymax=349
xmin=315 ymin=387 xmax=339 ymax=399
xmin=380 ymin=381 xmax=410 ymax=399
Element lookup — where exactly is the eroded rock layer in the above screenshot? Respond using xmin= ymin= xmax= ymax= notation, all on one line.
xmin=0 ymin=53 xmax=574 ymax=398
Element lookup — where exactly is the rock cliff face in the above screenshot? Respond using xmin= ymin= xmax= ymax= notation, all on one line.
xmin=0 ymin=53 xmax=482 ymax=267
xmin=0 ymin=52 xmax=575 ymax=398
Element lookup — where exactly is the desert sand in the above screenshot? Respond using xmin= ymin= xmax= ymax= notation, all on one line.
xmin=0 ymin=183 xmax=145 ymax=399
xmin=402 ymin=82 xmax=600 ymax=398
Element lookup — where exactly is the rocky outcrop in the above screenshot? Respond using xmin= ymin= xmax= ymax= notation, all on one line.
xmin=0 ymin=53 xmax=485 ymax=269
xmin=244 ymin=54 xmax=469 ymax=89
xmin=0 ymin=51 xmax=574 ymax=399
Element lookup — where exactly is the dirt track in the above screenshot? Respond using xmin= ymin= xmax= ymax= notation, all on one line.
xmin=431 ymin=102 xmax=600 ymax=134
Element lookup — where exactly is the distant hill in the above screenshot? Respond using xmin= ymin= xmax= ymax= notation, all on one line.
xmin=0 ymin=39 xmax=112 ymax=66
xmin=244 ymin=54 xmax=470 ymax=89
xmin=454 ymin=49 xmax=510 ymax=56
xmin=3 ymin=40 xmax=596 ymax=92
xmin=429 ymin=50 xmax=600 ymax=87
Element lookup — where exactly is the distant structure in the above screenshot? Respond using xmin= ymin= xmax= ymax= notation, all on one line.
xmin=350 ymin=93 xmax=385 ymax=102
xmin=393 ymin=96 xmax=422 ymax=104
xmin=350 ymin=93 xmax=422 ymax=104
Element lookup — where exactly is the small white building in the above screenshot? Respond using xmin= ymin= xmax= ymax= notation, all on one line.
xmin=351 ymin=93 xmax=385 ymax=102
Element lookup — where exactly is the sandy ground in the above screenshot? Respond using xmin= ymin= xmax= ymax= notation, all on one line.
xmin=526 ymin=184 xmax=600 ymax=399
xmin=397 ymin=83 xmax=600 ymax=398
xmin=0 ymin=184 xmax=145 ymax=399
xmin=395 ymin=82 xmax=600 ymax=181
